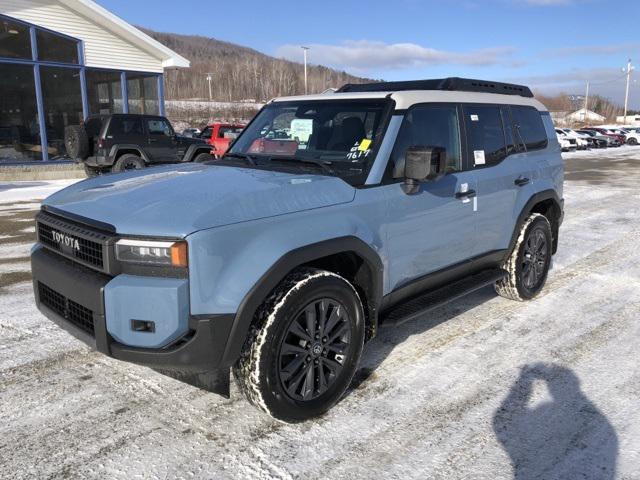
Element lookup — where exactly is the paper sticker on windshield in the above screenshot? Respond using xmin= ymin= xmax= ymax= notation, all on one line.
xmin=347 ymin=141 xmax=372 ymax=161
xmin=470 ymin=114 xmax=479 ymax=122
xmin=358 ymin=139 xmax=372 ymax=152
xmin=474 ymin=150 xmax=486 ymax=165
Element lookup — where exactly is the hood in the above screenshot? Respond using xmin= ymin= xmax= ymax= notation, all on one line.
xmin=43 ymin=164 xmax=356 ymax=237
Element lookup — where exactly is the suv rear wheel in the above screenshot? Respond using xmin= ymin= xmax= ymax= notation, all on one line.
xmin=113 ymin=154 xmax=145 ymax=172
xmin=495 ymin=213 xmax=552 ymax=301
xmin=233 ymin=268 xmax=365 ymax=422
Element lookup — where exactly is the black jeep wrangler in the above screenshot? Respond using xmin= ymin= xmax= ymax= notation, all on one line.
xmin=64 ymin=114 xmax=213 ymax=177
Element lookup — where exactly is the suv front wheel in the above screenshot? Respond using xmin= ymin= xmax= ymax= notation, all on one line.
xmin=233 ymin=268 xmax=365 ymax=422
xmin=495 ymin=213 xmax=552 ymax=301
xmin=113 ymin=154 xmax=145 ymax=172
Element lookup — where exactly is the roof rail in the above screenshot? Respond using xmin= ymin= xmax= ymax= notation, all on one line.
xmin=337 ymin=77 xmax=534 ymax=98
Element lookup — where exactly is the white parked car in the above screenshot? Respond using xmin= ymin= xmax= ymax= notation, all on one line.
xmin=556 ymin=130 xmax=577 ymax=151
xmin=624 ymin=129 xmax=640 ymax=145
xmin=559 ymin=128 xmax=589 ymax=150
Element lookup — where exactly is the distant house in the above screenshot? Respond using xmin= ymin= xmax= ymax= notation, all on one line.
xmin=565 ymin=108 xmax=606 ymax=124
xmin=616 ymin=114 xmax=640 ymax=126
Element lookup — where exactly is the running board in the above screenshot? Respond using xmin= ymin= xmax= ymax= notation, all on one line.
xmin=381 ymin=268 xmax=507 ymax=327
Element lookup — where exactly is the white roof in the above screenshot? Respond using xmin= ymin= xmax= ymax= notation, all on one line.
xmin=59 ymin=0 xmax=190 ymax=68
xmin=274 ymin=90 xmax=548 ymax=111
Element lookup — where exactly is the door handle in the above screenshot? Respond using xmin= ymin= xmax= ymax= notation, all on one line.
xmin=515 ymin=177 xmax=530 ymax=186
xmin=455 ymin=189 xmax=476 ymax=199
xmin=149 ymin=138 xmax=158 ymax=143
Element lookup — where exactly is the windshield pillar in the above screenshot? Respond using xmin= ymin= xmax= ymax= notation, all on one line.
xmin=365 ymin=115 xmax=404 ymax=185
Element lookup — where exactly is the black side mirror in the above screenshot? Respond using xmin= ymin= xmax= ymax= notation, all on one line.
xmin=402 ymin=146 xmax=447 ymax=194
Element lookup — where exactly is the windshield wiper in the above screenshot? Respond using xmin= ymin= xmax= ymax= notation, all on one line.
xmin=221 ymin=152 xmax=256 ymax=166
xmin=266 ymin=156 xmax=335 ymax=175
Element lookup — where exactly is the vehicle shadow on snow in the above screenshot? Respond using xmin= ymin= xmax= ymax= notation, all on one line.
xmin=493 ymin=363 xmax=618 ymax=480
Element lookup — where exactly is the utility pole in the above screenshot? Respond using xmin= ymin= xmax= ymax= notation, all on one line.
xmin=205 ymin=73 xmax=213 ymax=101
xmin=623 ymin=59 xmax=634 ymax=122
xmin=583 ymin=81 xmax=589 ymax=123
xmin=301 ymin=46 xmax=310 ymax=94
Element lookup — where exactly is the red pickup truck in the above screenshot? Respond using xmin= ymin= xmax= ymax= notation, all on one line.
xmin=199 ymin=123 xmax=245 ymax=157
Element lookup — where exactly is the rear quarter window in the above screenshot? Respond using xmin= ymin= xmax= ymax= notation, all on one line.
xmin=511 ymin=106 xmax=548 ymax=151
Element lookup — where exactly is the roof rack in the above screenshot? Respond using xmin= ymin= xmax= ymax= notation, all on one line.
xmin=337 ymin=77 xmax=534 ymax=98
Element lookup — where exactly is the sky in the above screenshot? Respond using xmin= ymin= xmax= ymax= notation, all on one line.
xmin=98 ymin=0 xmax=640 ymax=108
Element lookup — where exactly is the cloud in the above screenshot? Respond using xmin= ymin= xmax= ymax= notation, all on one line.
xmin=275 ymin=41 xmax=518 ymax=73
xmin=545 ymin=43 xmax=640 ymax=57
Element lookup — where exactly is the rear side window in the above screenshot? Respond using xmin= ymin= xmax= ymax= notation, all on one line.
xmin=511 ymin=106 xmax=547 ymax=151
xmin=109 ymin=117 xmax=143 ymax=136
xmin=463 ymin=105 xmax=507 ymax=167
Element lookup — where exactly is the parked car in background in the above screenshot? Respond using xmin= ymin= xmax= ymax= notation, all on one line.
xmin=555 ymin=129 xmax=577 ymax=151
xmin=200 ymin=123 xmax=245 ymax=157
xmin=587 ymin=127 xmax=626 ymax=145
xmin=64 ymin=114 xmax=213 ymax=176
xmin=34 ymin=77 xmax=564 ymax=421
xmin=577 ymin=129 xmax=619 ymax=148
xmin=181 ymin=128 xmax=201 ymax=138
xmin=624 ymin=129 xmax=640 ymax=145
xmin=558 ymin=128 xmax=588 ymax=150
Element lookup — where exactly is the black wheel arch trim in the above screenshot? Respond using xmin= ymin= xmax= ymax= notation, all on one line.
xmin=109 ymin=145 xmax=151 ymax=164
xmin=183 ymin=144 xmax=213 ymax=162
xmin=221 ymin=236 xmax=384 ymax=366
xmin=509 ymin=189 xmax=563 ymax=256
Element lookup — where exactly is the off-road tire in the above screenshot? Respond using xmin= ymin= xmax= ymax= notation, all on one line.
xmin=495 ymin=213 xmax=552 ymax=301
xmin=113 ymin=154 xmax=145 ymax=172
xmin=194 ymin=152 xmax=213 ymax=163
xmin=233 ymin=268 xmax=365 ymax=422
xmin=83 ymin=164 xmax=102 ymax=177
xmin=64 ymin=125 xmax=90 ymax=160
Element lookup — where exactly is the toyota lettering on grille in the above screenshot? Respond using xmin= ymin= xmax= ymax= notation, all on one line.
xmin=51 ymin=230 xmax=81 ymax=251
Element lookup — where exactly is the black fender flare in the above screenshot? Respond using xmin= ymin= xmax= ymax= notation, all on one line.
xmin=183 ymin=144 xmax=213 ymax=162
xmin=508 ymin=189 xmax=564 ymax=255
xmin=109 ymin=145 xmax=151 ymax=165
xmin=220 ymin=236 xmax=384 ymax=366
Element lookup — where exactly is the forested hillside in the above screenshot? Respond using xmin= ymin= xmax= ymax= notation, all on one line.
xmin=142 ymin=28 xmax=371 ymax=102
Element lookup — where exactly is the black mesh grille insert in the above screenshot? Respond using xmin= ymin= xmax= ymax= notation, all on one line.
xmin=38 ymin=282 xmax=95 ymax=336
xmin=37 ymin=220 xmax=104 ymax=270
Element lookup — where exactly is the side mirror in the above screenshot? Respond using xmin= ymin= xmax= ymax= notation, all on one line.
xmin=402 ymin=146 xmax=447 ymax=194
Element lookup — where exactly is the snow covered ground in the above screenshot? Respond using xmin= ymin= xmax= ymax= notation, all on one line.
xmin=1 ymin=146 xmax=639 ymax=479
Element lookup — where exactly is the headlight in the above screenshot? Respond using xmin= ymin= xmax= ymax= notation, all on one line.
xmin=115 ymin=239 xmax=188 ymax=267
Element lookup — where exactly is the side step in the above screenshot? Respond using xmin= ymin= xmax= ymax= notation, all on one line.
xmin=381 ymin=268 xmax=507 ymax=327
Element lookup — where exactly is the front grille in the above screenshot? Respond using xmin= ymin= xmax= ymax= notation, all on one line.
xmin=38 ymin=282 xmax=95 ymax=335
xmin=37 ymin=214 xmax=108 ymax=271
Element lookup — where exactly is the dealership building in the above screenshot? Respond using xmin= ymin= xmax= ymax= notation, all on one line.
xmin=0 ymin=0 xmax=189 ymax=163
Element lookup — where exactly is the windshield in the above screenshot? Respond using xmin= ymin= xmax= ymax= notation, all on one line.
xmin=227 ymin=100 xmax=391 ymax=185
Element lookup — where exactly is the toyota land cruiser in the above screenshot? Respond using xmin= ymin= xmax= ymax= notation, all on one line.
xmin=31 ymin=78 xmax=564 ymax=422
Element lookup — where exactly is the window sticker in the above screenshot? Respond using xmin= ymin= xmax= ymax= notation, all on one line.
xmin=347 ymin=141 xmax=372 ymax=161
xmin=290 ymin=119 xmax=313 ymax=143
xmin=474 ymin=150 xmax=486 ymax=165
xmin=470 ymin=114 xmax=479 ymax=122
xmin=358 ymin=138 xmax=372 ymax=152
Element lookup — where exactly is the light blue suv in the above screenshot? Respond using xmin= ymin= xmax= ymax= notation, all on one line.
xmin=31 ymin=78 xmax=564 ymax=422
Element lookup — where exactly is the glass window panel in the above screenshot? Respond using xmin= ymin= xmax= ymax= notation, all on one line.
xmin=464 ymin=105 xmax=507 ymax=166
xmin=389 ymin=104 xmax=462 ymax=179
xmin=0 ymin=63 xmax=41 ymax=162
xmin=0 ymin=17 xmax=32 ymax=59
xmin=86 ymin=70 xmax=123 ymax=114
xmin=40 ymin=66 xmax=83 ymax=159
xmin=511 ymin=105 xmax=548 ymax=151
xmin=36 ymin=28 xmax=79 ymax=64
xmin=127 ymin=74 xmax=159 ymax=115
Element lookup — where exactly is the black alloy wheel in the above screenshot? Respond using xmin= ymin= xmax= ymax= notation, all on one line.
xmin=521 ymin=227 xmax=549 ymax=291
xmin=278 ymin=298 xmax=351 ymax=401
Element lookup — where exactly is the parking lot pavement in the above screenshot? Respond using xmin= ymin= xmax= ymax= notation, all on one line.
xmin=1 ymin=147 xmax=639 ymax=479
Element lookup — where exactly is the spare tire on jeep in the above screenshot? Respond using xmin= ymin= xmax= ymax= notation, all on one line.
xmin=64 ymin=125 xmax=90 ymax=160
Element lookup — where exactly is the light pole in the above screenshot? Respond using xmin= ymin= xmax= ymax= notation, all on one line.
xmin=205 ymin=73 xmax=213 ymax=101
xmin=623 ymin=59 xmax=634 ymax=122
xmin=583 ymin=80 xmax=589 ymax=123
xmin=301 ymin=46 xmax=310 ymax=94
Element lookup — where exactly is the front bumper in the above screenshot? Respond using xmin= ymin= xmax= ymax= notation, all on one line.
xmin=31 ymin=246 xmax=234 ymax=396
